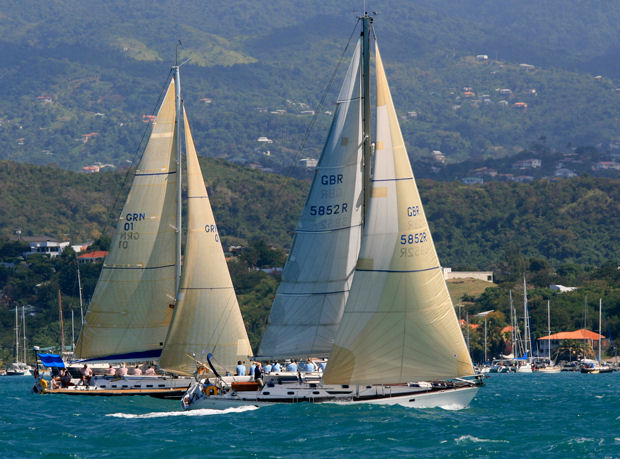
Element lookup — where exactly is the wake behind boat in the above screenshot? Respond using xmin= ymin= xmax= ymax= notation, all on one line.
xmin=182 ymin=14 xmax=482 ymax=411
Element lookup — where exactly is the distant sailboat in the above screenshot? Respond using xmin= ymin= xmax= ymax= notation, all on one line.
xmin=6 ymin=306 xmax=32 ymax=376
xmin=182 ymin=14 xmax=481 ymax=410
xmin=41 ymin=64 xmax=252 ymax=396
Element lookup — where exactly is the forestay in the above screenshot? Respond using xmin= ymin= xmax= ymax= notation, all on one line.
xmin=159 ymin=109 xmax=253 ymax=374
xmin=258 ymin=40 xmax=364 ymax=359
xmin=75 ymin=81 xmax=177 ymax=361
xmin=323 ymin=44 xmax=474 ymax=384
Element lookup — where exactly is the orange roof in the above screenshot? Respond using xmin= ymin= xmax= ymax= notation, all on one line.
xmin=459 ymin=319 xmax=480 ymax=329
xmin=539 ymin=328 xmax=605 ymax=341
xmin=78 ymin=250 xmax=108 ymax=259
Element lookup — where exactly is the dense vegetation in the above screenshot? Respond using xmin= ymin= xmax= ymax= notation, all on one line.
xmin=1 ymin=161 xmax=618 ymax=267
xmin=2 ymin=1 xmax=620 ymax=173
xmin=0 ymin=161 xmax=618 ymax=364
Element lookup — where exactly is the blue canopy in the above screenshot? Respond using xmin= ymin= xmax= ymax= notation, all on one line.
xmin=37 ymin=353 xmax=65 ymax=368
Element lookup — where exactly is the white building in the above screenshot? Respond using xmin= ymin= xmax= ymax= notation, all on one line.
xmin=23 ymin=237 xmax=70 ymax=257
xmin=442 ymin=267 xmax=493 ymax=282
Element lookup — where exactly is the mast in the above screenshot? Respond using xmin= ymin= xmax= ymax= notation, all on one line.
xmin=508 ymin=290 xmax=517 ymax=357
xmin=523 ymin=275 xmax=530 ymax=358
xmin=77 ymin=262 xmax=84 ymax=325
xmin=58 ymin=290 xmax=65 ymax=357
xmin=547 ymin=300 xmax=551 ymax=362
xmin=173 ymin=65 xmax=183 ymax=295
xmin=598 ymin=298 xmax=602 ymax=362
xmin=21 ymin=306 xmax=26 ymax=364
xmin=361 ymin=13 xmax=372 ymax=223
xmin=14 ymin=306 xmax=18 ymax=363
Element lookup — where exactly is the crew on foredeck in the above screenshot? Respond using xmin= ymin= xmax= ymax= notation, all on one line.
xmin=236 ymin=361 xmax=246 ymax=376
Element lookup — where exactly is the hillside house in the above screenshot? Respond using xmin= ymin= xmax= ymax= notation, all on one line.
xmin=23 ymin=237 xmax=70 ymax=258
xmin=512 ymin=159 xmax=541 ymax=169
xmin=78 ymin=250 xmax=108 ymax=263
xmin=299 ymin=158 xmax=318 ymax=168
xmin=442 ymin=267 xmax=493 ymax=282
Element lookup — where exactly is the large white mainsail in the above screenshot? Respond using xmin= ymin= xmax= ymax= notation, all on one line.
xmin=75 ymin=81 xmax=178 ymax=361
xmin=159 ymin=109 xmax=253 ymax=375
xmin=323 ymin=43 xmax=474 ymax=384
xmin=257 ymin=40 xmax=364 ymax=359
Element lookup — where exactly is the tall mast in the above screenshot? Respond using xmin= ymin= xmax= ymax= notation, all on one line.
xmin=361 ymin=13 xmax=372 ymax=223
xmin=173 ymin=65 xmax=183 ymax=295
xmin=58 ymin=290 xmax=65 ymax=357
xmin=14 ymin=306 xmax=18 ymax=363
xmin=523 ymin=275 xmax=530 ymax=358
xmin=598 ymin=298 xmax=602 ymax=362
xmin=547 ymin=300 xmax=551 ymax=362
xmin=21 ymin=306 xmax=26 ymax=364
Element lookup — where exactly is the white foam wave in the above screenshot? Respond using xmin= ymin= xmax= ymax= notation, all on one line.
xmin=106 ymin=405 xmax=258 ymax=419
xmin=439 ymin=403 xmax=467 ymax=411
xmin=455 ymin=435 xmax=509 ymax=445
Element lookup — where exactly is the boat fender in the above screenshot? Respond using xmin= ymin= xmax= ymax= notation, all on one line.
xmin=203 ymin=384 xmax=218 ymax=396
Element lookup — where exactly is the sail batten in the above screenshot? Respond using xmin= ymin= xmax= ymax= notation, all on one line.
xmin=323 ymin=42 xmax=474 ymax=385
xmin=257 ymin=39 xmax=364 ymax=359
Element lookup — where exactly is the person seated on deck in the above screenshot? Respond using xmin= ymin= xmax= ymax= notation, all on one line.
xmin=318 ymin=361 xmax=327 ymax=372
xmin=60 ymin=368 xmax=72 ymax=388
xmin=145 ymin=366 xmax=156 ymax=376
xmin=130 ymin=365 xmax=142 ymax=376
xmin=263 ymin=362 xmax=272 ymax=374
xmin=80 ymin=364 xmax=93 ymax=386
xmin=118 ymin=363 xmax=128 ymax=376
xmin=235 ymin=360 xmax=246 ymax=376
xmin=271 ymin=361 xmax=281 ymax=373
xmin=286 ymin=360 xmax=298 ymax=372
xmin=106 ymin=365 xmax=116 ymax=377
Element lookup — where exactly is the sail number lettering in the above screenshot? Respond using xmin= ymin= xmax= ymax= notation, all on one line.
xmin=205 ymin=224 xmax=220 ymax=242
xmin=321 ymin=174 xmax=343 ymax=185
xmin=310 ymin=203 xmax=348 ymax=216
xmin=407 ymin=206 xmax=420 ymax=217
xmin=400 ymin=232 xmax=427 ymax=244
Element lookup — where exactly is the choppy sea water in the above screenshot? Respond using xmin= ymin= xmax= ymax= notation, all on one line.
xmin=0 ymin=372 xmax=618 ymax=458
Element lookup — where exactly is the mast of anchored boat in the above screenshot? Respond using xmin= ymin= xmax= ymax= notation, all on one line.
xmin=361 ymin=12 xmax=372 ymax=223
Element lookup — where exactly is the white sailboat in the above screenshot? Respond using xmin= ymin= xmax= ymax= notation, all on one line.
xmin=42 ymin=64 xmax=252 ymax=396
xmin=536 ymin=300 xmax=561 ymax=373
xmin=182 ymin=15 xmax=481 ymax=410
xmin=6 ymin=307 xmax=32 ymax=376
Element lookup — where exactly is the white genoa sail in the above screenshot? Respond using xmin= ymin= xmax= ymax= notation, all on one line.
xmin=159 ymin=109 xmax=253 ymax=375
xmin=75 ymin=81 xmax=178 ymax=361
xmin=323 ymin=44 xmax=474 ymax=385
xmin=257 ymin=40 xmax=364 ymax=359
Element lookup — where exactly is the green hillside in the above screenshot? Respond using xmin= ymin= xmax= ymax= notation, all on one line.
xmin=1 ymin=160 xmax=618 ymax=268
xmin=1 ymin=1 xmax=620 ymax=172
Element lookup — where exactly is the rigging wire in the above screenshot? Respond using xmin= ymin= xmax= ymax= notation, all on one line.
xmin=284 ymin=19 xmax=362 ymax=174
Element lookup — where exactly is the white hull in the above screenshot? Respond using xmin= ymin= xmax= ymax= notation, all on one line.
xmin=5 ymin=362 xmax=32 ymax=376
xmin=46 ymin=374 xmax=193 ymax=398
xmin=182 ymin=374 xmax=479 ymax=411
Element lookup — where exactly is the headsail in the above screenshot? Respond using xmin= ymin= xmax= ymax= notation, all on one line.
xmin=323 ymin=43 xmax=474 ymax=384
xmin=75 ymin=80 xmax=178 ymax=361
xmin=159 ymin=109 xmax=253 ymax=375
xmin=257 ymin=40 xmax=364 ymax=359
